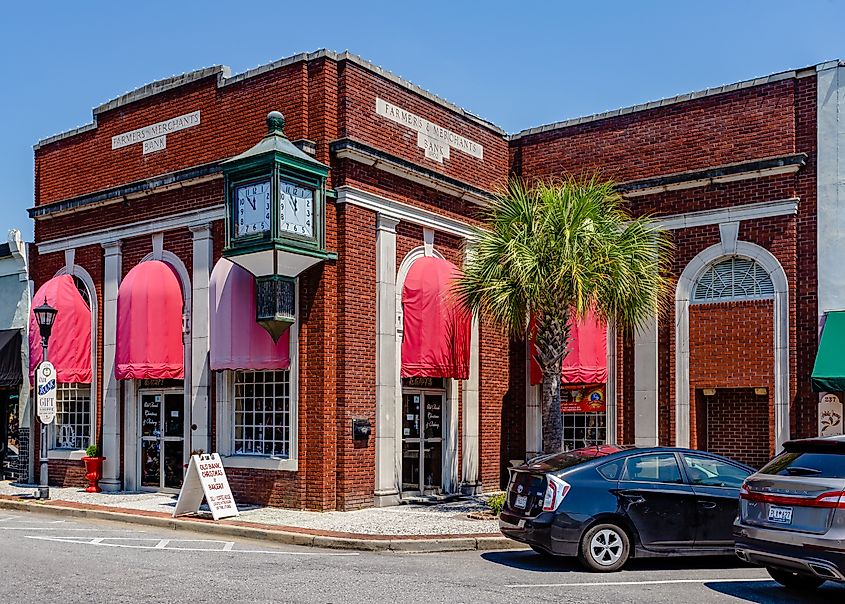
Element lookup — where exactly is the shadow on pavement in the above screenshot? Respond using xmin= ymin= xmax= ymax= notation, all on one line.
xmin=705 ymin=580 xmax=845 ymax=603
xmin=482 ymin=550 xmax=749 ymax=574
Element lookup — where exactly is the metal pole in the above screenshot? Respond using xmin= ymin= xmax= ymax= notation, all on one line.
xmin=38 ymin=337 xmax=49 ymax=499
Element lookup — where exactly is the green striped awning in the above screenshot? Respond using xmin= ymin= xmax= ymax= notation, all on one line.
xmin=812 ymin=311 xmax=845 ymax=392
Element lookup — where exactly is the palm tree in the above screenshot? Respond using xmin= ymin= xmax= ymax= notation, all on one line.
xmin=455 ymin=177 xmax=673 ymax=454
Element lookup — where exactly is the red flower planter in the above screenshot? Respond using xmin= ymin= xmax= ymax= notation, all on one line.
xmin=81 ymin=456 xmax=106 ymax=493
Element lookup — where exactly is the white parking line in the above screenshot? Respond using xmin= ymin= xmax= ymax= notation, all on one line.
xmin=507 ymin=578 xmax=773 ymax=588
xmin=0 ymin=515 xmax=19 ymax=522
xmin=25 ymin=535 xmax=360 ymax=556
xmin=1 ymin=527 xmax=138 ymax=531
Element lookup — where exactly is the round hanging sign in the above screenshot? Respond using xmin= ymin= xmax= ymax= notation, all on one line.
xmin=36 ymin=361 xmax=57 ymax=425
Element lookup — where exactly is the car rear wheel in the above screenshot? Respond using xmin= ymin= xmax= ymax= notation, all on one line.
xmin=578 ymin=523 xmax=630 ymax=572
xmin=766 ymin=567 xmax=825 ymax=590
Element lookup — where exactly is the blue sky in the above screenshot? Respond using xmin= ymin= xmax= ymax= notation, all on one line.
xmin=1 ymin=0 xmax=842 ymax=240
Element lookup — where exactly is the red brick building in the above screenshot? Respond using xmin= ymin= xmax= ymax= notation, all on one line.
xmin=23 ymin=51 xmax=845 ymax=509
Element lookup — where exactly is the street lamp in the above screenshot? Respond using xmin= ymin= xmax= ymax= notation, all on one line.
xmin=33 ymin=299 xmax=57 ymax=499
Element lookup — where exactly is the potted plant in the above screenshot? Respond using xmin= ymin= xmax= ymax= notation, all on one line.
xmin=81 ymin=444 xmax=106 ymax=493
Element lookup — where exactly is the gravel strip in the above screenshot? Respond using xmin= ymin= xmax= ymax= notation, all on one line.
xmin=0 ymin=481 xmax=500 ymax=535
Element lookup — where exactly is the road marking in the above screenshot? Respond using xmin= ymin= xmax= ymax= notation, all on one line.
xmin=154 ymin=539 xmax=170 ymax=549
xmin=507 ymin=578 xmax=773 ymax=588
xmin=25 ymin=535 xmax=360 ymax=556
xmin=0 ymin=527 xmax=139 ymax=531
xmin=0 ymin=515 xmax=19 ymax=522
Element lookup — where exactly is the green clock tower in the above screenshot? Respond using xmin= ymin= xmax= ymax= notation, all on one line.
xmin=222 ymin=111 xmax=335 ymax=341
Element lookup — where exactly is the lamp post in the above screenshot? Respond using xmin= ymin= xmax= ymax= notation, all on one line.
xmin=33 ymin=300 xmax=57 ymax=500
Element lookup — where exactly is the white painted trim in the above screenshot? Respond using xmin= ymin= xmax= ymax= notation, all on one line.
xmin=47 ymin=449 xmax=85 ymax=461
xmin=99 ymin=241 xmax=122 ymax=491
xmin=524 ymin=336 xmax=542 ymax=459
xmin=37 ymin=206 xmax=224 ymax=254
xmin=605 ymin=323 xmax=618 ymax=445
xmin=336 ymin=185 xmax=479 ymax=240
xmin=52 ymin=263 xmax=98 ymax=454
xmin=675 ymin=241 xmax=790 ymax=450
xmin=374 ymin=213 xmax=400 ymax=505
xmin=655 ymin=198 xmax=798 ymax=231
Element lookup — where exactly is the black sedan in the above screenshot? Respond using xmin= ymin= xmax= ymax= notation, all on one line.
xmin=499 ymin=445 xmax=754 ymax=572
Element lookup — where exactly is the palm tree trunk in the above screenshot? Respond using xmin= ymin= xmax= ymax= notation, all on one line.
xmin=535 ymin=310 xmax=570 ymax=454
xmin=541 ymin=369 xmax=563 ymax=454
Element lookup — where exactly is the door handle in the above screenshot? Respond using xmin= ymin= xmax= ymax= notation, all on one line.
xmin=698 ymin=500 xmax=717 ymax=509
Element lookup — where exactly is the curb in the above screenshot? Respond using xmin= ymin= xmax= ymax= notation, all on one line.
xmin=0 ymin=498 xmax=523 ymax=553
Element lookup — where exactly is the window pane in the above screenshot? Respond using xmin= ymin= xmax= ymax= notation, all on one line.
xmin=233 ymin=370 xmax=291 ymax=458
xmin=683 ymin=454 xmax=749 ymax=487
xmin=53 ymin=383 xmax=91 ymax=450
xmin=624 ymin=454 xmax=683 ymax=484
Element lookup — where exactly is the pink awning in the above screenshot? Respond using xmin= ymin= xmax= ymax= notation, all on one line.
xmin=29 ymin=275 xmax=92 ymax=383
xmin=115 ymin=260 xmax=184 ymax=380
xmin=530 ymin=311 xmax=608 ymax=385
xmin=401 ymin=256 xmax=471 ymax=379
xmin=209 ymin=259 xmax=290 ymax=371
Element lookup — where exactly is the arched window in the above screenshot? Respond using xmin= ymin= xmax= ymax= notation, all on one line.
xmin=692 ymin=257 xmax=774 ymax=303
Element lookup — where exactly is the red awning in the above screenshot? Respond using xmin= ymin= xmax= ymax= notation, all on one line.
xmin=530 ymin=311 xmax=607 ymax=385
xmin=115 ymin=260 xmax=184 ymax=380
xmin=29 ymin=275 xmax=92 ymax=383
xmin=209 ymin=259 xmax=290 ymax=371
xmin=401 ymin=256 xmax=471 ymax=379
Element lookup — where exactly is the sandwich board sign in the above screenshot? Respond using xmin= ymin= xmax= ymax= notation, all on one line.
xmin=36 ymin=361 xmax=57 ymax=425
xmin=173 ymin=453 xmax=239 ymax=520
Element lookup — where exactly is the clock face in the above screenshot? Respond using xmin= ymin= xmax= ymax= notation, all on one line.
xmin=236 ymin=180 xmax=271 ymax=237
xmin=279 ymin=179 xmax=314 ymax=238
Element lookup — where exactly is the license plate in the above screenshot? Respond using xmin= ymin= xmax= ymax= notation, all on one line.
xmin=768 ymin=505 xmax=793 ymax=524
xmin=514 ymin=494 xmax=528 ymax=509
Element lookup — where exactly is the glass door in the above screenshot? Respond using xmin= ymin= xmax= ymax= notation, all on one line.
xmin=140 ymin=390 xmax=185 ymax=491
xmin=401 ymin=389 xmax=444 ymax=495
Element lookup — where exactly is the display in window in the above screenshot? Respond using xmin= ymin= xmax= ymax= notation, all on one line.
xmin=561 ymin=384 xmax=607 ymax=451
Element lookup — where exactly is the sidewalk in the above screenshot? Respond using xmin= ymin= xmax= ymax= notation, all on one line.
xmin=0 ymin=481 xmax=519 ymax=552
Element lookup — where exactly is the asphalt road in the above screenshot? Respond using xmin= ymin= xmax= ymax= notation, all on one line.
xmin=1 ymin=510 xmax=842 ymax=603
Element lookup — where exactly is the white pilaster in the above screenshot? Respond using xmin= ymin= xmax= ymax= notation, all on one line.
xmin=605 ymin=323 xmax=618 ymax=444
xmin=374 ymin=213 xmax=401 ymax=506
xmin=525 ymin=339 xmax=542 ymax=459
xmin=100 ymin=241 xmax=122 ymax=491
xmin=633 ymin=314 xmax=659 ymax=446
xmin=190 ymin=225 xmax=212 ymax=454
xmin=461 ymin=313 xmax=481 ymax=494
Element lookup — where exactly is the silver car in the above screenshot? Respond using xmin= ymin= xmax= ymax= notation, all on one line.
xmin=734 ymin=435 xmax=845 ymax=591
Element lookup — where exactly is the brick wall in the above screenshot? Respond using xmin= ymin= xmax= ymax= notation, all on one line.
xmin=699 ymin=388 xmax=772 ymax=468
xmin=515 ymin=73 xmax=814 ymax=454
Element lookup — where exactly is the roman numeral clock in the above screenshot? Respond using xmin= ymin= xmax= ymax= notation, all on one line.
xmin=222 ymin=111 xmax=335 ymax=341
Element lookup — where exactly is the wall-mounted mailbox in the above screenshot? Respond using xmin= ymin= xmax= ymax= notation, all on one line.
xmin=352 ymin=418 xmax=372 ymax=441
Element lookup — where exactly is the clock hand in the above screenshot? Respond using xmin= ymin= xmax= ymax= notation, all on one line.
xmin=291 ymin=195 xmax=298 ymax=213
xmin=249 ymin=196 xmax=256 ymax=211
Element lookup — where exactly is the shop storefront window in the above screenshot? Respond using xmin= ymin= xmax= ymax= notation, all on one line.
xmin=561 ymin=385 xmax=607 ymax=451
xmin=233 ymin=370 xmax=290 ymax=457
xmin=53 ymin=383 xmax=91 ymax=449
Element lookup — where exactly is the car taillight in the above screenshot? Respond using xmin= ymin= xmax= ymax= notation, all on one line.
xmin=542 ymin=475 xmax=571 ymax=511
xmin=740 ymin=484 xmax=845 ymax=509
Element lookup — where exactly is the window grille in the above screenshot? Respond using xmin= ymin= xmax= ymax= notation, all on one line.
xmin=71 ymin=275 xmax=90 ymax=308
xmin=692 ymin=257 xmax=774 ymax=303
xmin=53 ymin=383 xmax=91 ymax=449
xmin=562 ymin=412 xmax=606 ymax=451
xmin=233 ymin=370 xmax=291 ymax=457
